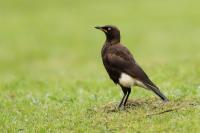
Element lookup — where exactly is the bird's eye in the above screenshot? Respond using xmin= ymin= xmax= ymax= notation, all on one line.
xmin=108 ymin=27 xmax=111 ymax=31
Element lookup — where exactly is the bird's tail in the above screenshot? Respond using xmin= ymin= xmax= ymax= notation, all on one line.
xmin=144 ymin=81 xmax=169 ymax=102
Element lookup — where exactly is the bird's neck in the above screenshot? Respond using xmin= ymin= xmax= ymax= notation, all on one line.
xmin=106 ymin=36 xmax=120 ymax=45
xmin=105 ymin=31 xmax=121 ymax=45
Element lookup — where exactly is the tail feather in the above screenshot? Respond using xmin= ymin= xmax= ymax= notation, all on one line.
xmin=144 ymin=82 xmax=169 ymax=102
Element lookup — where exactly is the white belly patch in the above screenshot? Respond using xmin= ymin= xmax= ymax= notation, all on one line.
xmin=119 ymin=73 xmax=146 ymax=88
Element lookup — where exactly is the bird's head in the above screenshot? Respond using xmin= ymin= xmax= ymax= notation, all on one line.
xmin=95 ymin=25 xmax=120 ymax=44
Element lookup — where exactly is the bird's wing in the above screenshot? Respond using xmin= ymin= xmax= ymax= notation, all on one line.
xmin=107 ymin=44 xmax=148 ymax=81
xmin=107 ymin=45 xmax=169 ymax=101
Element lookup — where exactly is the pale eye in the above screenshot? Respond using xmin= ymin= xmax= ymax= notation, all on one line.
xmin=108 ymin=27 xmax=111 ymax=31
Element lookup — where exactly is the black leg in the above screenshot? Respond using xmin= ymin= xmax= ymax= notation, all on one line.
xmin=118 ymin=87 xmax=128 ymax=108
xmin=123 ymin=88 xmax=131 ymax=106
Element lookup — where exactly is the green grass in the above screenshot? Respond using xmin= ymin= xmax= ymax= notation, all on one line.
xmin=0 ymin=0 xmax=200 ymax=132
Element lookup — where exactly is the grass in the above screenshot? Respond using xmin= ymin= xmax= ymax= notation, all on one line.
xmin=0 ymin=0 xmax=200 ymax=132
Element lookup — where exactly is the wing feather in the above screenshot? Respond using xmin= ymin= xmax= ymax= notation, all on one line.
xmin=104 ymin=44 xmax=169 ymax=101
xmin=107 ymin=45 xmax=149 ymax=82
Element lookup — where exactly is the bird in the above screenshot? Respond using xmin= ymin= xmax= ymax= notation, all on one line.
xmin=95 ymin=25 xmax=169 ymax=108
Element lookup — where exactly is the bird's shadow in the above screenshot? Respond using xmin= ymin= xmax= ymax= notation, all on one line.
xmin=100 ymin=98 xmax=200 ymax=116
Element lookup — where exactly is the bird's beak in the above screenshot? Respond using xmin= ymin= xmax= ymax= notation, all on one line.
xmin=95 ymin=26 xmax=107 ymax=33
xmin=95 ymin=26 xmax=102 ymax=29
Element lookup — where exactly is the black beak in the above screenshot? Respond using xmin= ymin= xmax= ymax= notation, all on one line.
xmin=95 ymin=26 xmax=107 ymax=33
xmin=95 ymin=26 xmax=102 ymax=29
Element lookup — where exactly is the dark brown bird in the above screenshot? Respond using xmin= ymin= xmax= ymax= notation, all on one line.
xmin=95 ymin=25 xmax=169 ymax=108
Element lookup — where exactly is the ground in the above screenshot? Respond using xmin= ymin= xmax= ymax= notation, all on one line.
xmin=0 ymin=0 xmax=200 ymax=132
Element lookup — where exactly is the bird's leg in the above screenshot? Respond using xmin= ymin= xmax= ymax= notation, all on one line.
xmin=123 ymin=88 xmax=131 ymax=106
xmin=118 ymin=87 xmax=127 ymax=109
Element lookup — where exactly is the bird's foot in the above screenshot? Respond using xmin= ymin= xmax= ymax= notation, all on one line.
xmin=163 ymin=99 xmax=170 ymax=103
xmin=118 ymin=105 xmax=125 ymax=111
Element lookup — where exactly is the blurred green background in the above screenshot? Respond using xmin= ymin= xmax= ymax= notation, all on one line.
xmin=0 ymin=0 xmax=200 ymax=132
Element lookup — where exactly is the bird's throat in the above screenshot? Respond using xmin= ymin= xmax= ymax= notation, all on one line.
xmin=106 ymin=38 xmax=120 ymax=45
